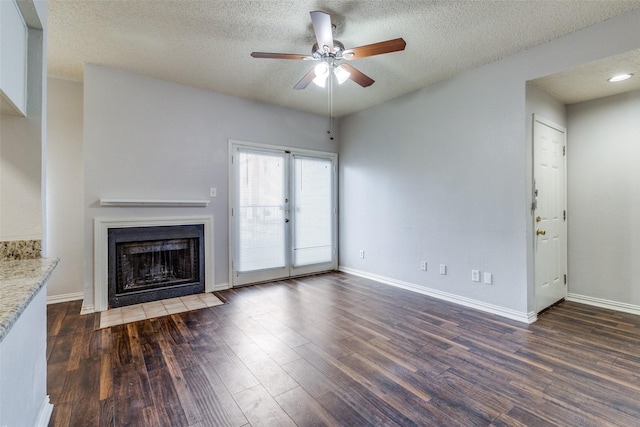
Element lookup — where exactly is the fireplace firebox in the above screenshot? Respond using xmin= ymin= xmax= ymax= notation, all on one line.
xmin=108 ymin=224 xmax=205 ymax=308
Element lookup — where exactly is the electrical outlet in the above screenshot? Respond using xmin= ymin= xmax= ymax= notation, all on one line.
xmin=471 ymin=270 xmax=480 ymax=282
xmin=420 ymin=261 xmax=427 ymax=271
xmin=439 ymin=264 xmax=447 ymax=275
xmin=484 ymin=272 xmax=493 ymax=285
xmin=359 ymin=250 xmax=365 ymax=259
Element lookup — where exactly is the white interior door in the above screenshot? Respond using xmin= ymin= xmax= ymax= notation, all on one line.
xmin=230 ymin=142 xmax=337 ymax=286
xmin=533 ymin=115 xmax=567 ymax=312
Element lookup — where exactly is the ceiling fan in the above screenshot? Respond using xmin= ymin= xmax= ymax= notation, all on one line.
xmin=251 ymin=11 xmax=406 ymax=90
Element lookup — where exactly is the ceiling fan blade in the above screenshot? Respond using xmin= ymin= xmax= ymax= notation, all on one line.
xmin=251 ymin=52 xmax=313 ymax=60
xmin=310 ymin=11 xmax=334 ymax=52
xmin=294 ymin=68 xmax=316 ymax=90
xmin=341 ymin=64 xmax=374 ymax=87
xmin=344 ymin=38 xmax=406 ymax=60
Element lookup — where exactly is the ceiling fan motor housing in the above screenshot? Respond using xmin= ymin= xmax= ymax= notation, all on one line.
xmin=312 ymin=40 xmax=349 ymax=61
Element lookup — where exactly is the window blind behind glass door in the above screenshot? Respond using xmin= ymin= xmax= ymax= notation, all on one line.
xmin=293 ymin=156 xmax=333 ymax=267
xmin=237 ymin=149 xmax=287 ymax=272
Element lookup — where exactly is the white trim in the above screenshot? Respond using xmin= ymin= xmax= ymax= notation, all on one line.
xmin=214 ymin=282 xmax=230 ymax=292
xmin=93 ymin=215 xmax=214 ymax=312
xmin=339 ymin=266 xmax=536 ymax=324
xmin=100 ymin=199 xmax=210 ymax=207
xmin=533 ymin=114 xmax=566 ymax=133
xmin=567 ymin=293 xmax=640 ymax=316
xmin=34 ymin=396 xmax=53 ymax=427
xmin=47 ymin=291 xmax=83 ymax=305
xmin=80 ymin=303 xmax=95 ymax=315
xmin=228 ymin=138 xmax=338 ymax=157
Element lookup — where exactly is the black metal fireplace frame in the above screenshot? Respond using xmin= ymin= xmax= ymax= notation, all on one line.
xmin=107 ymin=224 xmax=205 ymax=308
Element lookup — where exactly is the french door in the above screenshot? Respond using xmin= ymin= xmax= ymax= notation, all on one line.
xmin=230 ymin=141 xmax=337 ymax=286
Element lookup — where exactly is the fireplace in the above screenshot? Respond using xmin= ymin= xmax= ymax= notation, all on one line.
xmin=108 ymin=225 xmax=205 ymax=307
xmin=92 ymin=216 xmax=214 ymax=313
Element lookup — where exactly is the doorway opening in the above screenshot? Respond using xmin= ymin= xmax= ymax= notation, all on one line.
xmin=533 ymin=115 xmax=567 ymax=313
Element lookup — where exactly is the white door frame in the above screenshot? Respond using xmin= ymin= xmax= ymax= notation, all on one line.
xmin=533 ymin=114 xmax=568 ymax=312
xmin=228 ymin=139 xmax=338 ymax=287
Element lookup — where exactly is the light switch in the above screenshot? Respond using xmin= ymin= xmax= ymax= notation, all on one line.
xmin=483 ymin=272 xmax=493 ymax=285
xmin=472 ymin=270 xmax=480 ymax=282
xmin=210 ymin=187 xmax=217 ymax=198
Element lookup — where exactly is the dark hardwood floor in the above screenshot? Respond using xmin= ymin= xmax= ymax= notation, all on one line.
xmin=47 ymin=272 xmax=640 ymax=426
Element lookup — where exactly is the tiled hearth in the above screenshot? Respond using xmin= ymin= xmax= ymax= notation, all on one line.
xmin=99 ymin=292 xmax=223 ymax=329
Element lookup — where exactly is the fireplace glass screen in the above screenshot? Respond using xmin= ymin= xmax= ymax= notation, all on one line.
xmin=116 ymin=238 xmax=198 ymax=293
xmin=108 ymin=225 xmax=205 ymax=308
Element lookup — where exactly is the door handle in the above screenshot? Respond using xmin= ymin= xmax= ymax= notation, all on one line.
xmin=536 ymin=229 xmax=546 ymax=236
xmin=285 ymin=218 xmax=290 ymax=223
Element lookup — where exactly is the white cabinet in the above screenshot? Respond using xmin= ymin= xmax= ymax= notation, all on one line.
xmin=0 ymin=259 xmax=57 ymax=427
xmin=0 ymin=0 xmax=28 ymax=116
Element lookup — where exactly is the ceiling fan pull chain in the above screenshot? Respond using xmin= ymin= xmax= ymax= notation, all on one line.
xmin=328 ymin=72 xmax=334 ymax=141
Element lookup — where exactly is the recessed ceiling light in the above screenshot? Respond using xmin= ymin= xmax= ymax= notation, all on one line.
xmin=608 ymin=73 xmax=633 ymax=82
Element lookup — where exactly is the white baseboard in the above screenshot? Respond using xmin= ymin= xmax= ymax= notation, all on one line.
xmin=47 ymin=291 xmax=84 ymax=305
xmin=567 ymin=293 xmax=640 ymax=316
xmin=339 ymin=266 xmax=536 ymax=324
xmin=35 ymin=396 xmax=53 ymax=427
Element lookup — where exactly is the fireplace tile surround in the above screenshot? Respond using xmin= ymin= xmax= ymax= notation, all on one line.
xmin=93 ymin=216 xmax=214 ymax=313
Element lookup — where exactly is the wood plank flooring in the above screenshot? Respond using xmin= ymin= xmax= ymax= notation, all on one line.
xmin=47 ymin=272 xmax=640 ymax=426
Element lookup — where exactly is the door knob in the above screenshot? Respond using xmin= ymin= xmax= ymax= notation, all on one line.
xmin=536 ymin=229 xmax=546 ymax=236
xmin=535 ymin=216 xmax=542 ymax=223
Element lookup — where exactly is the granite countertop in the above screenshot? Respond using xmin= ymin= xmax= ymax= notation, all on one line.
xmin=0 ymin=258 xmax=58 ymax=343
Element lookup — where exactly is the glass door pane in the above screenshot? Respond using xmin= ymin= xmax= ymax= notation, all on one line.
xmin=292 ymin=156 xmax=333 ymax=268
xmin=231 ymin=142 xmax=336 ymax=287
xmin=235 ymin=148 xmax=288 ymax=284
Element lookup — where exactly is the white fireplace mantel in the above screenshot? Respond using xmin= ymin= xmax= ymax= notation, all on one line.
xmin=99 ymin=199 xmax=210 ymax=207
xmin=93 ymin=215 xmax=214 ymax=312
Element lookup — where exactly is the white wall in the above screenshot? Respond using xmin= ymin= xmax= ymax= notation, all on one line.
xmin=525 ymin=84 xmax=567 ymax=130
xmin=338 ymin=9 xmax=640 ymax=321
xmin=0 ymin=109 xmax=43 ymax=240
xmin=0 ymin=4 xmax=47 ymax=242
xmin=46 ymin=78 xmax=83 ymax=298
xmin=567 ymin=89 xmax=640 ymax=307
xmin=82 ymin=64 xmax=336 ymax=308
xmin=340 ymin=58 xmax=531 ymax=319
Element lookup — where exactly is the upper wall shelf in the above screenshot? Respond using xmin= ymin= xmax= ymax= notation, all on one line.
xmin=99 ymin=199 xmax=210 ymax=208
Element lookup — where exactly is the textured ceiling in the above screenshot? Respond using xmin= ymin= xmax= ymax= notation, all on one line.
xmin=531 ymin=49 xmax=640 ymax=104
xmin=48 ymin=1 xmax=640 ymax=117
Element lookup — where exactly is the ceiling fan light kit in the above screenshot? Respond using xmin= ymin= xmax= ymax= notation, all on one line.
xmin=334 ymin=65 xmax=351 ymax=85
